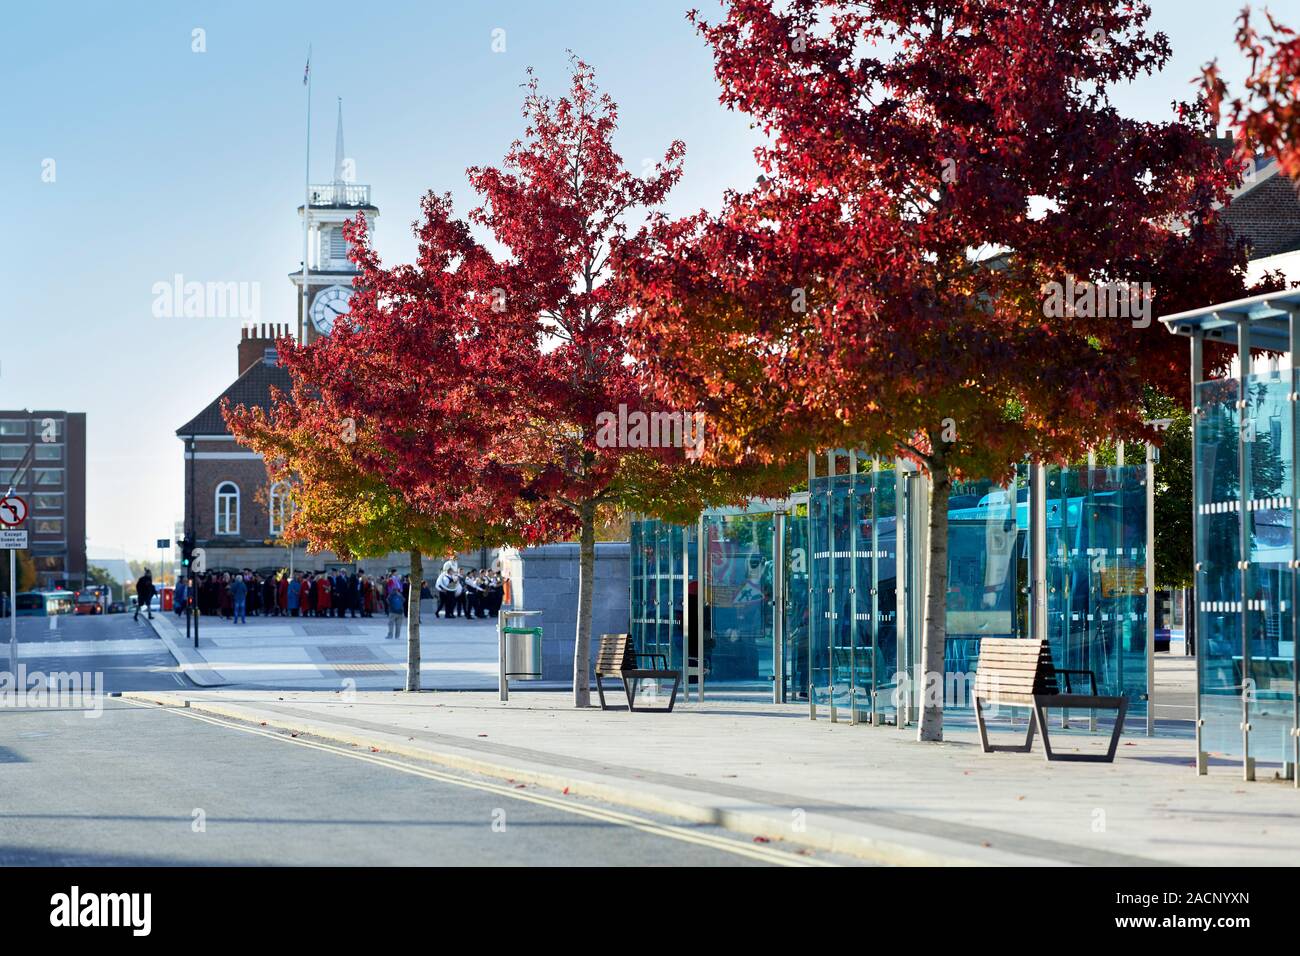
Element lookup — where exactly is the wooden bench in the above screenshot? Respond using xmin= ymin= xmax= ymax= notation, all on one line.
xmin=594 ymin=634 xmax=681 ymax=712
xmin=973 ymin=638 xmax=1128 ymax=762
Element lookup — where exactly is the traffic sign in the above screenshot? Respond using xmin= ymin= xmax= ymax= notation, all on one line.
xmin=0 ymin=496 xmax=27 ymax=528
xmin=157 ymin=538 xmax=171 ymax=549
xmin=0 ymin=530 xmax=28 ymax=549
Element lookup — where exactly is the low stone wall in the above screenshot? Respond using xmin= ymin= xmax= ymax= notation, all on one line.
xmin=498 ymin=542 xmax=630 ymax=683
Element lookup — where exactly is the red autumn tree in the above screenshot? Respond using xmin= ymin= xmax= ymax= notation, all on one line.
xmin=628 ymin=0 xmax=1258 ymax=740
xmin=314 ymin=61 xmax=798 ymax=707
xmin=224 ymin=197 xmax=526 ymax=691
xmin=1204 ymin=8 xmax=1300 ymax=177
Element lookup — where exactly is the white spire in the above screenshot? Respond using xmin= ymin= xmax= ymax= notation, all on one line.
xmin=333 ymin=98 xmax=345 ymax=185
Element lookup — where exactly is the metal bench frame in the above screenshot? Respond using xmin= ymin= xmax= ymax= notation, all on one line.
xmin=594 ymin=633 xmax=681 ymax=713
xmin=973 ymin=638 xmax=1128 ymax=763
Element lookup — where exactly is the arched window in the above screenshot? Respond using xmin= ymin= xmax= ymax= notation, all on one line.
xmin=269 ymin=481 xmax=291 ymax=537
xmin=215 ymin=481 xmax=240 ymax=536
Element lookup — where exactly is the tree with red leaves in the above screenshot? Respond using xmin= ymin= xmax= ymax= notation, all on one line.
xmin=289 ymin=61 xmax=797 ymax=707
xmin=1204 ymin=7 xmax=1300 ymax=178
xmin=628 ymin=0 xmax=1257 ymax=740
xmin=225 ymin=190 xmax=535 ymax=691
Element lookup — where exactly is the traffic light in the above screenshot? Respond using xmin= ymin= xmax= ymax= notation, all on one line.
xmin=181 ymin=537 xmax=194 ymax=572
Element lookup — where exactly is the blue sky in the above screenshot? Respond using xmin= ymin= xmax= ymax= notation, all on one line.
xmin=0 ymin=0 xmax=1281 ymax=559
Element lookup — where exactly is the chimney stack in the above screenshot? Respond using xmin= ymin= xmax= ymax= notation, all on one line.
xmin=238 ymin=323 xmax=287 ymax=376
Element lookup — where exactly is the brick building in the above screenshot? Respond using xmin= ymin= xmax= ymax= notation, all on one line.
xmin=175 ymin=326 xmax=303 ymax=573
xmin=1225 ymin=157 xmax=1300 ymax=285
xmin=0 ymin=410 xmax=87 ymax=589
xmin=175 ymin=328 xmax=479 ymax=575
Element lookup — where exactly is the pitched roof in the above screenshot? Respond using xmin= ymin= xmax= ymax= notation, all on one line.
xmin=175 ymin=359 xmax=293 ymax=437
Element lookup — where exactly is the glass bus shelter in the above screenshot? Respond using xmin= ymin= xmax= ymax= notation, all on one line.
xmin=631 ymin=450 xmax=1153 ymax=733
xmin=1162 ymin=288 xmax=1300 ymax=781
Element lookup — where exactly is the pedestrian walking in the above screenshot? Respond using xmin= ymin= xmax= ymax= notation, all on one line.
xmin=134 ymin=569 xmax=156 ymax=621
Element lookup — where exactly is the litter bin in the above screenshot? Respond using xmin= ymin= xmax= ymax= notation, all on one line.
xmin=503 ymin=626 xmax=543 ymax=680
xmin=498 ymin=609 xmax=543 ymax=701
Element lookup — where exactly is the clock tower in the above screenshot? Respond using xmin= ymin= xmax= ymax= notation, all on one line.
xmin=291 ymin=99 xmax=378 ymax=344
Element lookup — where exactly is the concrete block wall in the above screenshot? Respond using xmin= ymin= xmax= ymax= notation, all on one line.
xmin=499 ymin=542 xmax=629 ymax=682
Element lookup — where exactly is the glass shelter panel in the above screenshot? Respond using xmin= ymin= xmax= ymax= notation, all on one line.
xmin=1045 ymin=466 xmax=1149 ymax=715
xmin=809 ymin=478 xmax=832 ymax=702
xmin=1195 ymin=378 xmax=1244 ymax=756
xmin=947 ymin=478 xmax=1020 ymax=708
xmin=872 ymin=469 xmax=900 ymax=716
xmin=701 ymin=512 xmax=777 ymax=685
xmin=784 ymin=501 xmax=811 ymax=700
xmin=1241 ymin=371 xmax=1295 ymax=763
xmin=629 ymin=517 xmax=691 ymax=673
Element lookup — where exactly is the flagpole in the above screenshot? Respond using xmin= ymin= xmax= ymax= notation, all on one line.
xmin=301 ymin=45 xmax=312 ymax=345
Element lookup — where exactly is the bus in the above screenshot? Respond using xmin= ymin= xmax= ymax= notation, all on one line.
xmin=75 ymin=585 xmax=112 ymax=615
xmin=15 ymin=590 xmax=75 ymax=616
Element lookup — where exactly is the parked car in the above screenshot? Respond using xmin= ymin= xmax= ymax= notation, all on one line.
xmin=107 ymin=601 xmax=126 ymax=614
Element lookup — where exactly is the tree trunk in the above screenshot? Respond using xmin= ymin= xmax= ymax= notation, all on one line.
xmin=406 ymin=549 xmax=422 ymax=692
xmin=573 ymin=501 xmax=596 ymax=708
xmin=918 ymin=463 xmax=951 ymax=742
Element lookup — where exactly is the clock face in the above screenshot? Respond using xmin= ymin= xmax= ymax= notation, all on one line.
xmin=310 ymin=285 xmax=352 ymax=334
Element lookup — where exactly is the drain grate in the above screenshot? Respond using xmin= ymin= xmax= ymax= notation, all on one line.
xmin=303 ymin=624 xmax=356 ymax=637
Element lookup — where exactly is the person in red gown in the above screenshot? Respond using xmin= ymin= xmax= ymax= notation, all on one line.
xmin=316 ymin=574 xmax=331 ymax=616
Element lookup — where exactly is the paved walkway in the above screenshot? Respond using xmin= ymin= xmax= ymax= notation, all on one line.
xmin=123 ymin=684 xmax=1300 ymax=867
xmin=147 ymin=611 xmax=522 ymax=691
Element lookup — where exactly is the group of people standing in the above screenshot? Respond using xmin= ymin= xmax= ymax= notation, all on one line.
xmin=172 ymin=564 xmax=506 ymax=629
xmin=434 ymin=565 xmax=506 ymax=620
xmin=174 ymin=569 xmax=417 ymax=624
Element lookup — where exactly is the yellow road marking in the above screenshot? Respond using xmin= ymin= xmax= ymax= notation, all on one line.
xmin=124 ymin=698 xmax=833 ymax=867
